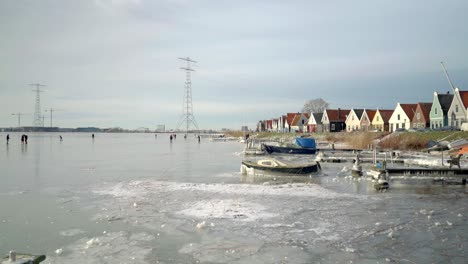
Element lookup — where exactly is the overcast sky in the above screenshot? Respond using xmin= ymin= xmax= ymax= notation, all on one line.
xmin=1 ymin=0 xmax=467 ymax=130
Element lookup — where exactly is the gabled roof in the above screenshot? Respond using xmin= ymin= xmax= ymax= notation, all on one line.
xmin=325 ymin=109 xmax=350 ymax=122
xmin=313 ymin=113 xmax=323 ymax=125
xmin=417 ymin=102 xmax=432 ymax=121
xmin=437 ymin=93 xmax=454 ymax=114
xmin=290 ymin=113 xmax=309 ymax=126
xmin=291 ymin=115 xmax=302 ymax=126
xmin=286 ymin=113 xmax=297 ymax=125
xmin=377 ymin=110 xmax=394 ymax=123
xmin=365 ymin=110 xmax=377 ymax=121
xmin=400 ymin=104 xmax=418 ymax=120
xmin=460 ymin=91 xmax=468 ymax=108
xmin=353 ymin=109 xmax=364 ymax=120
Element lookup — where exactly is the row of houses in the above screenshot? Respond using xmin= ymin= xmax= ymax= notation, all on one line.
xmin=257 ymin=88 xmax=468 ymax=133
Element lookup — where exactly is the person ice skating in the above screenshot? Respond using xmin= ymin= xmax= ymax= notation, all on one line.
xmin=60 ymin=135 xmax=63 ymax=141
xmin=92 ymin=134 xmax=95 ymax=139
xmin=198 ymin=135 xmax=201 ymax=143
xmin=21 ymin=135 xmax=24 ymax=143
xmin=6 ymin=134 xmax=9 ymax=144
xmin=24 ymin=135 xmax=28 ymax=144
xmin=170 ymin=135 xmax=173 ymax=141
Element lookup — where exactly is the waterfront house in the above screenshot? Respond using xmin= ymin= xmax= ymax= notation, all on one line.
xmin=290 ymin=113 xmax=310 ymax=133
xmin=345 ymin=109 xmax=364 ymax=132
xmin=272 ymin=118 xmax=279 ymax=132
xmin=307 ymin=113 xmax=323 ymax=133
xmin=278 ymin=115 xmax=287 ymax=133
xmin=429 ymin=91 xmax=454 ymax=129
xmin=371 ymin=109 xmax=393 ymax=132
xmin=388 ymin=103 xmax=418 ymax=132
xmin=412 ymin=102 xmax=432 ymax=128
xmin=284 ymin=113 xmax=298 ymax=133
xmin=447 ymin=88 xmax=468 ymax=128
xmin=257 ymin=120 xmax=265 ymax=132
xmin=266 ymin=120 xmax=273 ymax=131
xmin=360 ymin=109 xmax=377 ymax=131
xmin=322 ymin=109 xmax=349 ymax=132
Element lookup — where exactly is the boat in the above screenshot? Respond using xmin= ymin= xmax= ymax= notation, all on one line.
xmin=448 ymin=139 xmax=468 ymax=149
xmin=2 ymin=251 xmax=45 ymax=263
xmin=262 ymin=138 xmax=317 ymax=155
xmin=241 ymin=159 xmax=321 ymax=175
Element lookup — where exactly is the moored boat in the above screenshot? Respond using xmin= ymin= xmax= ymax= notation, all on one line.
xmin=262 ymin=137 xmax=317 ymax=155
xmin=241 ymin=159 xmax=321 ymax=175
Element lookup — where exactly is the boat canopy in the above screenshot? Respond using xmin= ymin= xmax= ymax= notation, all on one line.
xmin=295 ymin=137 xmax=316 ymax=149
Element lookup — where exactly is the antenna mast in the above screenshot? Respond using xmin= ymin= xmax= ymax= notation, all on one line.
xmin=176 ymin=57 xmax=199 ymax=133
xmin=440 ymin=62 xmax=456 ymax=92
xmin=30 ymin=83 xmax=46 ymax=127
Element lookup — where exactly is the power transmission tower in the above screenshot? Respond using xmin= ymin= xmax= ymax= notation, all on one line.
xmin=45 ymin=108 xmax=63 ymax=127
xmin=30 ymin=83 xmax=46 ymax=127
xmin=176 ymin=57 xmax=199 ymax=133
xmin=11 ymin=112 xmax=30 ymax=127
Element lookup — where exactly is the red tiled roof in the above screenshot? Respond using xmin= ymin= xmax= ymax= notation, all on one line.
xmin=291 ymin=115 xmax=302 ymax=126
xmin=400 ymin=104 xmax=418 ymax=120
xmin=460 ymin=91 xmax=468 ymax=108
xmin=325 ymin=109 xmax=350 ymax=122
xmin=286 ymin=113 xmax=297 ymax=125
xmin=417 ymin=102 xmax=432 ymax=121
xmin=365 ymin=110 xmax=377 ymax=121
xmin=377 ymin=110 xmax=394 ymax=123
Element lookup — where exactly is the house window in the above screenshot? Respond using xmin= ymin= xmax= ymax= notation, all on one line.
xmin=456 ymin=105 xmax=459 ymax=113
xmin=352 ymin=116 xmax=354 ymax=121
xmin=397 ymin=114 xmax=400 ymax=120
xmin=377 ymin=116 xmax=379 ymax=122
xmin=302 ymin=119 xmax=305 ymax=125
xmin=416 ymin=112 xmax=420 ymax=120
xmin=435 ymin=108 xmax=437 ymax=115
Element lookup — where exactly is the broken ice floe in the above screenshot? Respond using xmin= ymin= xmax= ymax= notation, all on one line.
xmin=178 ymin=199 xmax=278 ymax=221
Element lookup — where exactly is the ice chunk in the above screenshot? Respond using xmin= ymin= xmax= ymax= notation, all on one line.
xmin=196 ymin=221 xmax=206 ymax=229
xmin=55 ymin=248 xmax=63 ymax=255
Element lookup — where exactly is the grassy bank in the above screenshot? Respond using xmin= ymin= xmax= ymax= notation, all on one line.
xmin=245 ymin=131 xmax=468 ymax=150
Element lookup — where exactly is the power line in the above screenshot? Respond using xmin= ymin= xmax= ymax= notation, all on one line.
xmin=176 ymin=57 xmax=199 ymax=133
xmin=30 ymin=83 xmax=46 ymax=127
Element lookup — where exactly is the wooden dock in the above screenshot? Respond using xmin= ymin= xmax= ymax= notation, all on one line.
xmin=369 ymin=167 xmax=468 ymax=184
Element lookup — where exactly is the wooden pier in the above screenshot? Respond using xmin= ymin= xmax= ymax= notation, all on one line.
xmin=369 ymin=167 xmax=468 ymax=184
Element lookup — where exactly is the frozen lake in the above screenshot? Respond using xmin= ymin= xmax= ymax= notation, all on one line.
xmin=0 ymin=132 xmax=467 ymax=263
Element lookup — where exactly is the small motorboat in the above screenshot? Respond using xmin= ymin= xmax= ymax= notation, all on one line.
xmin=241 ymin=159 xmax=321 ymax=175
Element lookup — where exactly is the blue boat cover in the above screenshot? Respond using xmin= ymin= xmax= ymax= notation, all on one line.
xmin=295 ymin=137 xmax=316 ymax=148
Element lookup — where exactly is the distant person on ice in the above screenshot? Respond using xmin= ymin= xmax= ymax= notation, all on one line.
xmin=60 ymin=135 xmax=63 ymax=141
xmin=6 ymin=134 xmax=9 ymax=144
xmin=92 ymin=134 xmax=95 ymax=139
xmin=170 ymin=135 xmax=173 ymax=141
xmin=198 ymin=135 xmax=201 ymax=143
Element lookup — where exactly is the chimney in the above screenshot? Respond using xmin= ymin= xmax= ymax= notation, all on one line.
xmin=338 ymin=108 xmax=341 ymax=119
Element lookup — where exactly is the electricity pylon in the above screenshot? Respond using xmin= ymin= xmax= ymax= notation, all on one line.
xmin=30 ymin=83 xmax=46 ymax=127
xmin=176 ymin=57 xmax=199 ymax=133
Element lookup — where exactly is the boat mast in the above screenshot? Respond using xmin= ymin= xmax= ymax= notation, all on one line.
xmin=440 ymin=61 xmax=456 ymax=93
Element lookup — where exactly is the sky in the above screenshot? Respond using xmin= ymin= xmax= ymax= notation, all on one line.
xmin=1 ymin=0 xmax=468 ymax=130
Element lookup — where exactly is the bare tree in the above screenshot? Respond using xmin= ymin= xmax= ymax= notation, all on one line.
xmin=301 ymin=98 xmax=329 ymax=113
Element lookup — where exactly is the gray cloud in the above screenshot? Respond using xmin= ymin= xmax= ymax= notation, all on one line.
xmin=1 ymin=0 xmax=467 ymax=129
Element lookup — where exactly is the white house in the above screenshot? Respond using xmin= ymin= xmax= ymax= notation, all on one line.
xmin=447 ymin=88 xmax=468 ymax=128
xmin=345 ymin=109 xmax=364 ymax=132
xmin=388 ymin=103 xmax=417 ymax=132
